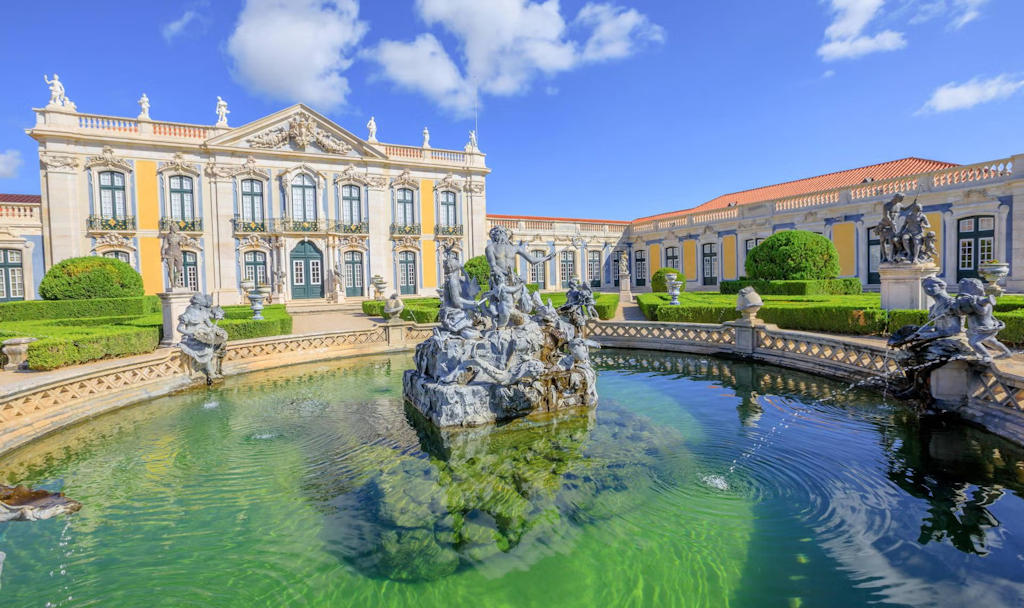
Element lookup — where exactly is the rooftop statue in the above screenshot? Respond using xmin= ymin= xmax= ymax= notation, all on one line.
xmin=366 ymin=115 xmax=377 ymax=142
xmin=177 ymin=293 xmax=228 ymax=384
xmin=215 ymin=96 xmax=230 ymax=127
xmin=404 ymin=228 xmax=599 ymax=427
xmin=44 ymin=73 xmax=73 ymax=108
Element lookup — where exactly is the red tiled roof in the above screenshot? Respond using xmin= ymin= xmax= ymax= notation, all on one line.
xmin=0 ymin=194 xmax=41 ymax=203
xmin=632 ymin=157 xmax=958 ymax=224
xmin=487 ymin=213 xmax=630 ymax=225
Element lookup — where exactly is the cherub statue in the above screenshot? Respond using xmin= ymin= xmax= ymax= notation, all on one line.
xmin=958 ymin=278 xmax=1013 ymax=362
xmin=907 ymin=276 xmax=963 ymax=342
xmin=481 ymin=270 xmax=519 ymax=329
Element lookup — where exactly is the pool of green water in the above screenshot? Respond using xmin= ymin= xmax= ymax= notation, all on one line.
xmin=2 ymin=350 xmax=1024 ymax=607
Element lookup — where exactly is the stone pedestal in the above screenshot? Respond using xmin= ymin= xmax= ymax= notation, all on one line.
xmin=619 ymin=272 xmax=633 ymax=303
xmin=879 ymin=263 xmax=939 ymax=311
xmin=930 ymin=359 xmax=971 ymax=407
xmin=2 ymin=337 xmax=37 ymax=371
xmin=724 ymin=318 xmax=769 ymax=354
xmin=158 ymin=290 xmax=194 ymax=347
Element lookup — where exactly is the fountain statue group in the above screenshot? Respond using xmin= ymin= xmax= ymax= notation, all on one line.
xmin=878 ymin=194 xmax=939 ymax=265
xmin=403 ymin=226 xmax=600 ymax=427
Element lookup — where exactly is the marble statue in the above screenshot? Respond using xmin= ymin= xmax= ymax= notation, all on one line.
xmin=958 ymin=278 xmax=1013 ymax=361
xmin=161 ymin=223 xmax=185 ymax=290
xmin=367 ymin=116 xmax=377 ymax=142
xmin=404 ymin=228 xmax=600 ymax=428
xmin=177 ymin=293 xmax=228 ymax=384
xmin=736 ymin=286 xmax=764 ymax=323
xmin=422 ymin=126 xmax=430 ymax=148
xmin=465 ymin=129 xmax=478 ymax=152
xmin=216 ymin=96 xmax=230 ymax=126
xmin=878 ymin=195 xmax=935 ymax=265
xmin=0 ymin=485 xmax=81 ymax=522
xmin=900 ymin=199 xmax=931 ymax=264
xmin=138 ymin=93 xmax=150 ymax=119
xmin=618 ymin=251 xmax=630 ymax=276
xmin=275 ymin=269 xmax=287 ymax=294
xmin=384 ymin=293 xmax=405 ymax=321
xmin=878 ymin=194 xmax=902 ymax=263
xmin=44 ymin=73 xmax=69 ymax=107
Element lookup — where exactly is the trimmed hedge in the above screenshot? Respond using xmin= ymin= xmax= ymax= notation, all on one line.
xmin=39 ymin=256 xmax=144 ymax=300
xmin=25 ymin=326 xmax=160 ymax=371
xmin=719 ymin=278 xmax=862 ymax=295
xmin=360 ymin=292 xmax=621 ymax=322
xmin=463 ymin=255 xmax=491 ymax=290
xmin=0 ymin=296 xmax=160 ymax=322
xmin=745 ymin=231 xmax=840 ymax=281
xmin=651 ymin=268 xmax=685 ymax=293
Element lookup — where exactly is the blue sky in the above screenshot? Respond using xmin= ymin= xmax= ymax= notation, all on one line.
xmin=1 ymin=0 xmax=1022 ymax=221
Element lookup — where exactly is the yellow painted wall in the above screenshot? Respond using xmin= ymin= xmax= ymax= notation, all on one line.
xmin=722 ymin=235 xmax=737 ymax=280
xmin=649 ymin=244 xmax=661 ymax=276
xmin=926 ymin=212 xmax=942 ymax=265
xmin=139 ymin=237 xmax=163 ymax=294
xmin=135 ymin=160 xmax=159 ymax=231
xmin=420 ymin=179 xmax=434 ymax=235
xmin=683 ymin=240 xmax=696 ymax=280
xmin=422 ymin=239 xmax=437 ymax=289
xmin=832 ymin=222 xmax=856 ymax=276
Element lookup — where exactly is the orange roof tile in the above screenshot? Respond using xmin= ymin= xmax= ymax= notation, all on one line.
xmin=0 ymin=194 xmax=41 ymax=203
xmin=632 ymin=157 xmax=957 ymax=224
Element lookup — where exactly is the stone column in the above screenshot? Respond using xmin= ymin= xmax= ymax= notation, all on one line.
xmin=367 ymin=184 xmax=392 ymax=293
xmin=158 ymin=290 xmax=193 ymax=347
xmin=208 ymin=171 xmax=240 ymax=305
xmin=878 ymin=263 xmax=939 ymax=310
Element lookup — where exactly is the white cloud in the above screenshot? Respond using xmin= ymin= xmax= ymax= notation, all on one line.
xmin=162 ymin=9 xmax=199 ymax=42
xmin=817 ymin=0 xmax=907 ymax=61
xmin=950 ymin=0 xmax=987 ymax=29
xmin=227 ymin=0 xmax=368 ymax=111
xmin=907 ymin=0 xmax=987 ymax=29
xmin=919 ymin=74 xmax=1024 ymax=113
xmin=369 ymin=0 xmax=663 ymax=115
xmin=0 ymin=150 xmax=21 ymax=179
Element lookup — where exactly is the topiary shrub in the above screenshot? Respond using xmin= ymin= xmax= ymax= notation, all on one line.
xmin=651 ymin=268 xmax=685 ymax=293
xmin=463 ymin=255 xmax=491 ymax=290
xmin=39 ymin=256 xmax=144 ymax=300
xmin=745 ymin=231 xmax=840 ymax=281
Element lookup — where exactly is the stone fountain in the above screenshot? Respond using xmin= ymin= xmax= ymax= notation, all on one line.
xmin=403 ymin=228 xmax=600 ymax=427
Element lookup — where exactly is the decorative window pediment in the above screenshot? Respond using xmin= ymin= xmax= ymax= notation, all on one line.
xmin=157 ymin=153 xmax=200 ymax=177
xmin=90 ymin=234 xmax=136 ymax=253
xmin=334 ymin=165 xmax=372 ymax=187
xmin=280 ymin=163 xmax=327 ymax=188
xmin=232 ymin=155 xmax=270 ymax=180
xmin=85 ymin=146 xmax=132 ymax=173
xmin=437 ymin=172 xmax=463 ymax=193
xmin=236 ymin=234 xmax=274 ymax=252
xmin=391 ymin=170 xmax=419 ymax=190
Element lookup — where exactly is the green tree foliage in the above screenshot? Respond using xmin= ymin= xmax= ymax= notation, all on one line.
xmin=462 ymin=255 xmax=491 ymax=290
xmin=651 ymin=267 xmax=685 ymax=293
xmin=744 ymin=230 xmax=840 ymax=281
xmin=39 ymin=256 xmax=145 ymax=300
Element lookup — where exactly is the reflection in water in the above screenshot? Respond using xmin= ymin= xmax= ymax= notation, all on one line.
xmin=316 ymin=404 xmax=686 ymax=581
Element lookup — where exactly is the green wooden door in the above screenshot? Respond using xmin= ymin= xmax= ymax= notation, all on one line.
xmin=957 ymin=215 xmax=995 ymax=282
xmin=398 ymin=251 xmax=416 ymax=295
xmin=344 ymin=251 xmax=364 ymax=297
xmin=290 ymin=241 xmax=324 ymax=299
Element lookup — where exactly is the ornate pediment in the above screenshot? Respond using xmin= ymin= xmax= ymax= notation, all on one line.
xmin=90 ymin=233 xmax=135 ymax=252
xmin=334 ymin=165 xmax=374 ymax=187
xmin=334 ymin=235 xmax=369 ymax=251
xmin=245 ymin=111 xmax=353 ymax=155
xmin=85 ymin=146 xmax=132 ymax=172
xmin=157 ymin=153 xmax=200 ymax=176
xmin=391 ymin=170 xmax=419 ymax=190
xmin=232 ymin=155 xmax=270 ymax=180
xmin=392 ymin=236 xmax=420 ymax=250
xmin=436 ymin=172 xmax=463 ymax=193
xmin=236 ymin=234 xmax=274 ymax=251
xmin=463 ymin=179 xmax=485 ymax=194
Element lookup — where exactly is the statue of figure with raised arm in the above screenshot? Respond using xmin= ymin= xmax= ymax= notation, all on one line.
xmin=465 ymin=129 xmax=478 ymax=152
xmin=366 ymin=116 xmax=378 ymax=142
xmin=215 ymin=96 xmax=230 ymax=126
xmin=485 ymin=226 xmax=554 ymax=311
xmin=899 ymin=198 xmax=931 ymax=264
xmin=44 ymin=74 xmax=67 ymax=107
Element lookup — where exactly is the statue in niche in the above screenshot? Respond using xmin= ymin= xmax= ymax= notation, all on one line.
xmin=161 ymin=223 xmax=185 ymax=290
xmin=900 ymin=199 xmax=931 ymax=264
xmin=177 ymin=293 xmax=228 ymax=384
xmin=366 ymin=116 xmax=377 ymax=142
xmin=958 ymin=278 xmax=1013 ymax=361
xmin=216 ymin=96 xmax=230 ymax=126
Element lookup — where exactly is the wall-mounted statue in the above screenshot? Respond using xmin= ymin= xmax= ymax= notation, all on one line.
xmin=161 ymin=223 xmax=185 ymax=290
xmin=177 ymin=293 xmax=228 ymax=384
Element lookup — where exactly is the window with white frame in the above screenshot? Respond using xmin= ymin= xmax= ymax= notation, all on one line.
xmin=560 ymin=250 xmax=576 ymax=287
xmin=396 ymin=189 xmax=415 ymax=226
xmin=530 ymin=250 xmax=546 ymax=285
xmin=342 ymin=184 xmax=361 ymax=224
xmin=439 ymin=191 xmax=457 ymax=226
xmin=99 ymin=171 xmax=127 ymax=218
xmin=168 ymin=176 xmax=195 ymax=220
xmin=587 ymin=250 xmax=601 ymax=286
xmin=0 ymin=249 xmax=25 ymax=301
xmin=103 ymin=250 xmax=130 ymax=264
xmin=291 ymin=174 xmax=317 ymax=221
xmin=241 ymin=179 xmax=264 ymax=222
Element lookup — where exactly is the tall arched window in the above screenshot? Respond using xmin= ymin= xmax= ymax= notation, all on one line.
xmin=0 ymin=249 xmax=25 ymax=302
xmin=342 ymin=185 xmax=362 ymax=224
xmin=168 ymin=176 xmax=194 ymax=220
xmin=244 ymin=251 xmax=268 ymax=285
xmin=530 ymin=250 xmax=547 ymax=286
xmin=560 ymin=250 xmax=576 ymax=288
xmin=241 ymin=179 xmax=264 ymax=224
xmin=99 ymin=171 xmax=127 ymax=219
xmin=291 ymin=174 xmax=317 ymax=221
xmin=396 ymin=188 xmax=415 ymax=226
xmin=439 ymin=191 xmax=457 ymax=226
xmin=665 ymin=246 xmax=679 ymax=271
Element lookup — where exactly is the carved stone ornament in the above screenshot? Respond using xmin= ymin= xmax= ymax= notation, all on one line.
xmin=181 ymin=236 xmax=202 ymax=251
xmin=337 ymin=235 xmax=369 ymax=250
xmin=90 ymin=233 xmax=135 ymax=252
xmin=232 ymin=155 xmax=270 ymax=179
xmin=40 ymin=153 xmax=80 ymax=171
xmin=437 ymin=172 xmax=463 ymax=193
xmin=392 ymin=236 xmax=420 ymax=250
xmin=390 ymin=170 xmax=419 ymax=190
xmin=204 ymin=162 xmax=235 ymax=179
xmin=334 ymin=165 xmax=372 ymax=187
xmin=463 ymin=180 xmax=485 ymax=194
xmin=236 ymin=234 xmax=273 ymax=251
xmin=85 ymin=146 xmax=133 ymax=172
xmin=246 ymin=112 xmax=353 ymax=155
xmin=436 ymin=235 xmax=462 ymax=252
xmin=157 ymin=152 xmax=200 ymax=176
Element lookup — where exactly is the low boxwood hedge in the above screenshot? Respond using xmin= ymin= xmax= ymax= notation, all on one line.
xmin=360 ymin=291 xmax=620 ymax=322
xmin=0 ymin=296 xmax=160 ymax=322
xmin=719 ymin=278 xmax=862 ymax=295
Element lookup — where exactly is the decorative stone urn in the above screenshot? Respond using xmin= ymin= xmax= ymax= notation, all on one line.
xmin=666 ymin=273 xmax=683 ymax=305
xmin=248 ymin=289 xmax=266 ymax=320
xmin=2 ymin=337 xmax=37 ymax=371
xmin=978 ymin=261 xmax=1010 ymax=297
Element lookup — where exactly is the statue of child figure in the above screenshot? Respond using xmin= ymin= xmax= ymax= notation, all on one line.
xmin=482 ymin=271 xmax=519 ymax=328
xmin=957 ymin=278 xmax=1013 ymax=362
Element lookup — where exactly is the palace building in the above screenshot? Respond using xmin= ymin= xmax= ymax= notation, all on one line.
xmin=1 ymin=88 xmax=1021 ymax=304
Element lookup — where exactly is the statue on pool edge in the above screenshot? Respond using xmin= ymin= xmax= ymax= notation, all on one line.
xmin=403 ymin=236 xmax=600 ymax=428
xmin=177 ymin=293 xmax=228 ymax=384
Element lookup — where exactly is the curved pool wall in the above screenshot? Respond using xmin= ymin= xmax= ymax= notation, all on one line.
xmin=2 ymin=320 xmax=1024 ymax=457
xmin=3 ymin=350 xmax=1024 ymax=606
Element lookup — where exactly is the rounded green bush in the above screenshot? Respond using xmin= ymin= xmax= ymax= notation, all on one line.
xmin=39 ymin=256 xmax=145 ymax=300
xmin=745 ymin=231 xmax=840 ymax=281
xmin=651 ymin=267 xmax=686 ymax=293
xmin=462 ymin=255 xmax=491 ymax=290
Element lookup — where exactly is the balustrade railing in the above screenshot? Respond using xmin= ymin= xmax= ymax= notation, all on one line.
xmin=231 ymin=217 xmax=268 ymax=233
xmin=435 ymin=224 xmax=464 ymax=236
xmin=77 ymin=113 xmax=138 ymax=133
xmin=274 ymin=218 xmax=323 ymax=233
xmin=330 ymin=220 xmax=370 ymax=234
xmin=0 ymin=203 xmax=40 ymax=223
xmin=159 ymin=217 xmax=203 ymax=233
xmin=391 ymin=223 xmax=421 ymax=236
xmin=152 ymin=121 xmax=210 ymax=139
xmin=86 ymin=215 xmax=136 ymax=232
